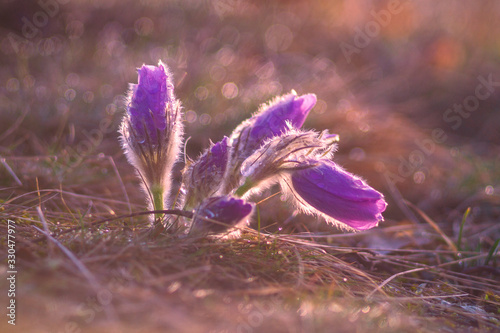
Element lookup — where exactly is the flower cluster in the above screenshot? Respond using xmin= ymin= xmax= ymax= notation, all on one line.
xmin=120 ymin=61 xmax=387 ymax=236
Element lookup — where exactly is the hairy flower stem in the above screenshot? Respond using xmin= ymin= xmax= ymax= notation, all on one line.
xmin=150 ymin=184 xmax=167 ymax=239
xmin=234 ymin=179 xmax=254 ymax=197
xmin=151 ymin=183 xmax=165 ymax=221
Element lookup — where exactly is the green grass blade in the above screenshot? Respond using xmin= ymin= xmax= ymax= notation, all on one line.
xmin=457 ymin=207 xmax=471 ymax=252
xmin=485 ymin=238 xmax=500 ymax=266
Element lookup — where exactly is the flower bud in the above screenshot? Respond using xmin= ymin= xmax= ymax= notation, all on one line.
xmin=182 ymin=137 xmax=229 ymax=208
xmin=190 ymin=196 xmax=254 ymax=235
xmin=119 ymin=61 xmax=183 ymax=217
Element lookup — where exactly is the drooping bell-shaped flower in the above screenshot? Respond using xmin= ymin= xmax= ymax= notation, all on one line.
xmin=282 ymin=159 xmax=387 ymax=231
xmin=222 ymin=91 xmax=317 ymax=193
xmin=182 ymin=137 xmax=229 ymax=209
xmin=190 ymin=196 xmax=254 ymax=235
xmin=119 ymin=61 xmax=183 ymax=219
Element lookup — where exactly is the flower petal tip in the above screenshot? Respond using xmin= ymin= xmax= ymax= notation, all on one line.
xmin=296 ymin=93 xmax=317 ymax=112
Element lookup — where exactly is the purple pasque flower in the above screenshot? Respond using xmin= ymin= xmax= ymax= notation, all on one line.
xmin=282 ymin=159 xmax=387 ymax=231
xmin=222 ymin=91 xmax=317 ymax=193
xmin=190 ymin=196 xmax=254 ymax=235
xmin=182 ymin=136 xmax=229 ymax=208
xmin=119 ymin=60 xmax=183 ymax=216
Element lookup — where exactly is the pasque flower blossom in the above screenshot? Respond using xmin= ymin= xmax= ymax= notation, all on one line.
xmin=119 ymin=61 xmax=183 ymax=220
xmin=282 ymin=159 xmax=387 ymax=231
xmin=222 ymin=91 xmax=317 ymax=193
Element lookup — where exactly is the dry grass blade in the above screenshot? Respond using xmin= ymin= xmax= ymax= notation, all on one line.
xmin=1 ymin=157 xmax=22 ymax=186
xmin=366 ymin=253 xmax=493 ymax=299
xmin=404 ymin=199 xmax=458 ymax=252
xmin=34 ymin=207 xmax=118 ymax=323
xmin=0 ymin=106 xmax=30 ymax=141
xmin=106 ymin=155 xmax=132 ymax=215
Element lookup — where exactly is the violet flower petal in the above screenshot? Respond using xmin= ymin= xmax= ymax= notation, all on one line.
xmin=290 ymin=159 xmax=387 ymax=230
xmin=191 ymin=196 xmax=254 ymax=234
xmin=128 ymin=62 xmax=175 ymax=143
xmin=183 ymin=137 xmax=229 ymax=206
xmin=248 ymin=92 xmax=317 ymax=144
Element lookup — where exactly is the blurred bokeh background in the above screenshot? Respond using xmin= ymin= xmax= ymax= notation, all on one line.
xmin=1 ymin=0 xmax=499 ymax=234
